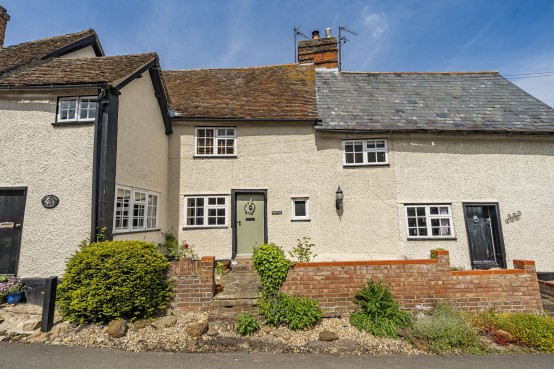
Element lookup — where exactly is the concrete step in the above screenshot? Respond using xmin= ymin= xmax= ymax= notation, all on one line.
xmin=231 ymin=258 xmax=255 ymax=272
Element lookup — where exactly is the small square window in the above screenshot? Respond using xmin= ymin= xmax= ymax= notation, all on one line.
xmin=405 ymin=204 xmax=454 ymax=239
xmin=57 ymin=96 xmax=97 ymax=123
xmin=291 ymin=197 xmax=310 ymax=220
xmin=343 ymin=139 xmax=388 ymax=166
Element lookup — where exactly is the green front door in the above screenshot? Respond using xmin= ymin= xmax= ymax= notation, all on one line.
xmin=235 ymin=193 xmax=266 ymax=256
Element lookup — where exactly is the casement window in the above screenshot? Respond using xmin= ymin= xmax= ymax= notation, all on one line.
xmin=194 ymin=127 xmax=237 ymax=156
xmin=57 ymin=96 xmax=97 ymax=122
xmin=114 ymin=186 xmax=159 ymax=232
xmin=291 ymin=197 xmax=310 ymax=220
xmin=405 ymin=205 xmax=454 ymax=239
xmin=184 ymin=196 xmax=227 ymax=227
xmin=342 ymin=139 xmax=388 ymax=166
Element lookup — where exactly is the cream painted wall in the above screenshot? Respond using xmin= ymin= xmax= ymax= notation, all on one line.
xmin=392 ymin=134 xmax=554 ymax=272
xmin=169 ymin=124 xmax=554 ymax=272
xmin=168 ymin=122 xmax=401 ymax=261
xmin=59 ymin=46 xmax=97 ymax=59
xmin=113 ymin=72 xmax=168 ymax=244
xmin=0 ymin=90 xmax=96 ymax=277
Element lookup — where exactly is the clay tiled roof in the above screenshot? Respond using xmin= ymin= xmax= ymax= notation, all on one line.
xmin=316 ymin=70 xmax=554 ymax=134
xmin=0 ymin=29 xmax=99 ymax=77
xmin=0 ymin=53 xmax=157 ymax=87
xmin=163 ymin=64 xmax=317 ymax=120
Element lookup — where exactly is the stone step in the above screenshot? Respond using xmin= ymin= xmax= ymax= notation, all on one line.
xmin=231 ymin=258 xmax=255 ymax=272
xmin=211 ymin=298 xmax=257 ymax=307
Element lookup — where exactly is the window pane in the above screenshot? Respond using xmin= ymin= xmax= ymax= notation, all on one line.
xmin=440 ymin=206 xmax=449 ymax=214
xmin=368 ymin=152 xmax=376 ymax=163
xmin=419 ymin=228 xmax=428 ymax=236
xmin=354 ymin=152 xmax=363 ymax=163
xmin=366 ymin=141 xmax=376 ymax=149
xmin=407 ymin=208 xmax=415 ymax=217
xmin=217 ymin=197 xmax=225 ymax=205
xmin=416 ymin=207 xmax=426 ymax=216
xmin=345 ymin=153 xmax=354 ymax=163
xmin=208 ymin=197 xmax=216 ymax=205
xmin=376 ymin=152 xmax=386 ymax=162
xmin=294 ymin=200 xmax=306 ymax=217
xmin=430 ymin=207 xmax=439 ymax=215
xmin=375 ymin=140 xmax=386 ymax=148
xmin=408 ymin=218 xmax=416 ymax=227
xmin=417 ymin=218 xmax=426 ymax=227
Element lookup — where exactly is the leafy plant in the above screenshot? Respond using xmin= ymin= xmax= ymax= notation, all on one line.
xmin=160 ymin=230 xmax=179 ymax=257
xmin=472 ymin=310 xmax=554 ymax=352
xmin=430 ymin=248 xmax=446 ymax=259
xmin=57 ymin=240 xmax=174 ymax=324
xmin=0 ymin=277 xmax=27 ymax=300
xmin=175 ymin=241 xmax=197 ymax=260
xmin=349 ymin=279 xmax=413 ymax=338
xmin=252 ymin=243 xmax=293 ymax=296
xmin=236 ymin=312 xmax=260 ymax=336
xmin=411 ymin=303 xmax=483 ymax=353
xmin=289 ymin=237 xmax=317 ymax=262
xmin=258 ymin=292 xmax=322 ymax=330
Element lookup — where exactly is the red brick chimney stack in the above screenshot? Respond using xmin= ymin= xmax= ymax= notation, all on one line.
xmin=298 ymin=28 xmax=338 ymax=69
xmin=0 ymin=6 xmax=10 ymax=48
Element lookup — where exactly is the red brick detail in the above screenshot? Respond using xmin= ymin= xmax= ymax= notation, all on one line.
xmin=281 ymin=251 xmax=542 ymax=316
xmin=169 ymin=257 xmax=215 ymax=312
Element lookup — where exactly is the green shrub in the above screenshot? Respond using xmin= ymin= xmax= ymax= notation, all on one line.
xmin=430 ymin=248 xmax=446 ymax=259
xmin=160 ymin=230 xmax=179 ymax=257
xmin=289 ymin=237 xmax=317 ymax=262
xmin=472 ymin=311 xmax=554 ymax=352
xmin=412 ymin=303 xmax=483 ymax=353
xmin=252 ymin=243 xmax=292 ymax=296
xmin=57 ymin=240 xmax=174 ymax=324
xmin=236 ymin=312 xmax=260 ymax=336
xmin=349 ymin=279 xmax=413 ymax=338
xmin=258 ymin=292 xmax=322 ymax=330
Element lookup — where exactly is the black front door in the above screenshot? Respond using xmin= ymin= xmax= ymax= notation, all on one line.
xmin=0 ymin=188 xmax=27 ymax=275
xmin=464 ymin=204 xmax=506 ymax=270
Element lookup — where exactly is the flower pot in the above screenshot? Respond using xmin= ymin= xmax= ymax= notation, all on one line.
xmin=7 ymin=292 xmax=23 ymax=305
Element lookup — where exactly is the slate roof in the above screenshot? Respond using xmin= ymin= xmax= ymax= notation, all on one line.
xmin=316 ymin=70 xmax=554 ymax=133
xmin=0 ymin=53 xmax=157 ymax=87
xmin=163 ymin=64 xmax=318 ymax=120
xmin=0 ymin=29 xmax=100 ymax=77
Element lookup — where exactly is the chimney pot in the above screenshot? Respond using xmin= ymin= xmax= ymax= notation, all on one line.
xmin=0 ymin=6 xmax=10 ymax=48
xmin=325 ymin=28 xmax=332 ymax=38
xmin=311 ymin=30 xmax=320 ymax=40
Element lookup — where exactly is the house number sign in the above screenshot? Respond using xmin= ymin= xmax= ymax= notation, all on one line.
xmin=41 ymin=195 xmax=59 ymax=209
xmin=505 ymin=211 xmax=521 ymax=224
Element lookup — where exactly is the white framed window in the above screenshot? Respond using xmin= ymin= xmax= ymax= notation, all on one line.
xmin=57 ymin=96 xmax=97 ymax=122
xmin=405 ymin=205 xmax=454 ymax=239
xmin=184 ymin=196 xmax=227 ymax=227
xmin=194 ymin=127 xmax=237 ymax=157
xmin=114 ymin=186 xmax=159 ymax=232
xmin=342 ymin=139 xmax=388 ymax=166
xmin=291 ymin=197 xmax=310 ymax=220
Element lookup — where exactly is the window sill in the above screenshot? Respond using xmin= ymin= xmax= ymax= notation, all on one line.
xmin=113 ymin=228 xmax=161 ymax=235
xmin=193 ymin=155 xmax=238 ymax=159
xmin=291 ymin=218 xmax=311 ymax=222
xmin=182 ymin=226 xmax=228 ymax=230
xmin=407 ymin=237 xmax=457 ymax=241
xmin=52 ymin=121 xmax=95 ymax=126
xmin=343 ymin=163 xmax=390 ymax=168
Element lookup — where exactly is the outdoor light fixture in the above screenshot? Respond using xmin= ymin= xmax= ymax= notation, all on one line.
xmin=335 ymin=185 xmax=344 ymax=210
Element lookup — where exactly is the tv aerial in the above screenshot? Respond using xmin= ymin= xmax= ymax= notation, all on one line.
xmin=293 ymin=26 xmax=309 ymax=63
xmin=338 ymin=26 xmax=357 ymax=71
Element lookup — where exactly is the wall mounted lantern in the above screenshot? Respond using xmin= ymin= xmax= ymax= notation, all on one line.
xmin=335 ymin=186 xmax=344 ymax=210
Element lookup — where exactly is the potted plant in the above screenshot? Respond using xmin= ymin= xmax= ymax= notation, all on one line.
xmin=159 ymin=230 xmax=179 ymax=260
xmin=0 ymin=276 xmax=27 ymax=305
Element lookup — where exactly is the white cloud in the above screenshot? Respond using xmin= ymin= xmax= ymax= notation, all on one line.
xmin=360 ymin=7 xmax=388 ymax=40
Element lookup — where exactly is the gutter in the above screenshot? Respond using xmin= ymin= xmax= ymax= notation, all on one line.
xmin=314 ymin=126 xmax=554 ymax=136
xmin=172 ymin=117 xmax=320 ymax=123
xmin=0 ymin=83 xmax=107 ymax=91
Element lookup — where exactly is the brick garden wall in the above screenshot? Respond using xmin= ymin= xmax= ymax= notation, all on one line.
xmin=281 ymin=250 xmax=543 ymax=316
xmin=169 ymin=256 xmax=215 ymax=312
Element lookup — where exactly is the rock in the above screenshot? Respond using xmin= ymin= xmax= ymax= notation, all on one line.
xmin=0 ymin=336 xmax=6 ymax=342
xmin=239 ymin=342 xmax=251 ymax=350
xmin=152 ymin=315 xmax=177 ymax=329
xmin=106 ymin=319 xmax=127 ymax=338
xmin=186 ymin=321 xmax=208 ymax=338
xmin=23 ymin=319 xmax=42 ymax=331
xmin=494 ymin=329 xmax=514 ymax=344
xmin=319 ymin=330 xmax=339 ymax=341
xmin=397 ymin=327 xmax=411 ymax=338
xmin=409 ymin=337 xmax=429 ymax=351
xmin=206 ymin=325 xmax=219 ymax=337
xmin=262 ymin=326 xmax=272 ymax=334
xmin=133 ymin=319 xmax=151 ymax=330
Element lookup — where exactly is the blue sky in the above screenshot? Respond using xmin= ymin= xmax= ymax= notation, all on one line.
xmin=4 ymin=0 xmax=554 ymax=107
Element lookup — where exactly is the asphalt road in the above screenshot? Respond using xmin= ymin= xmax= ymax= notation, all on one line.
xmin=2 ymin=342 xmax=553 ymax=369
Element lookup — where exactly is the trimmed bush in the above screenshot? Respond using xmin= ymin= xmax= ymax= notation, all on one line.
xmin=350 ymin=279 xmax=413 ymax=338
xmin=411 ymin=304 xmax=483 ymax=353
xmin=57 ymin=240 xmax=173 ymax=323
xmin=236 ymin=312 xmax=260 ymax=336
xmin=252 ymin=243 xmax=292 ymax=296
xmin=258 ymin=292 xmax=322 ymax=330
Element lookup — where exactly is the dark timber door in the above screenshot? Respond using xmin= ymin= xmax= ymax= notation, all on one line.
xmin=0 ymin=188 xmax=27 ymax=275
xmin=464 ymin=204 xmax=506 ymax=270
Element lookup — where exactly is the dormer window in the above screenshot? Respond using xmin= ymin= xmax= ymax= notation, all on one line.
xmin=57 ymin=96 xmax=97 ymax=122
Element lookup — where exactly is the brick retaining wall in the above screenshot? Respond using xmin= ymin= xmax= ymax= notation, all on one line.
xmin=281 ymin=250 xmax=542 ymax=316
xmin=169 ymin=256 xmax=215 ymax=312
